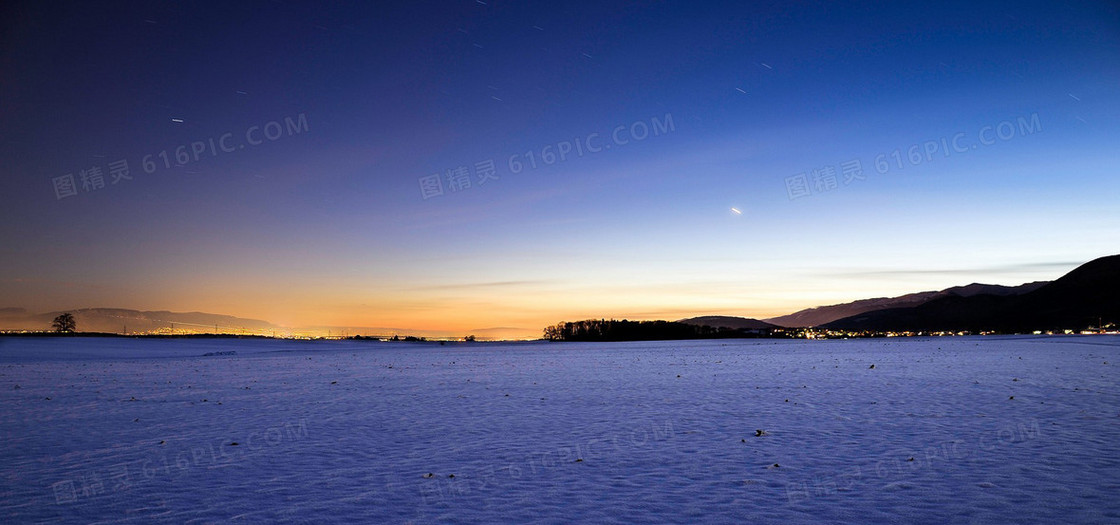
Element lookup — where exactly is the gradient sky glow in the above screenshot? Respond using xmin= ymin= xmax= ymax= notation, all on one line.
xmin=2 ymin=1 xmax=1119 ymax=338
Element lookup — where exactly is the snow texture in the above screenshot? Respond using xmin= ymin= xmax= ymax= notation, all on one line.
xmin=1 ymin=336 xmax=1118 ymax=523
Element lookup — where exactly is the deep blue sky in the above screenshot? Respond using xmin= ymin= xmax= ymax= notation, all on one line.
xmin=2 ymin=1 xmax=1118 ymax=337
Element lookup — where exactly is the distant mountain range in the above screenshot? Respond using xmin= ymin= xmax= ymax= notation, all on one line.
xmin=4 ymin=255 xmax=1115 ymax=339
xmin=0 ymin=307 xmax=529 ymax=340
xmin=0 ymin=308 xmax=277 ymax=334
xmin=684 ymin=255 xmax=1115 ymax=334
xmin=677 ymin=316 xmax=778 ymax=331
xmin=821 ymin=254 xmax=1119 ymax=332
xmin=763 ymin=282 xmax=1048 ymax=328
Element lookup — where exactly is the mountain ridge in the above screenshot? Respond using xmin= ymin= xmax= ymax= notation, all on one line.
xmin=765 ymin=282 xmax=1047 ymax=328
xmin=823 ymin=255 xmax=1119 ymax=332
xmin=677 ymin=316 xmax=778 ymax=330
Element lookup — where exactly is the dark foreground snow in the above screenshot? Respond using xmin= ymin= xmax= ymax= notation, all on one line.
xmin=2 ymin=336 xmax=1118 ymax=523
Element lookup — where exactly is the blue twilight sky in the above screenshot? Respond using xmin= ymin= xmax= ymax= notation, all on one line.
xmin=1 ymin=1 xmax=1118 ymax=338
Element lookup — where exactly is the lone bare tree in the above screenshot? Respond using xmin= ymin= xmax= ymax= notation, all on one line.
xmin=52 ymin=313 xmax=76 ymax=333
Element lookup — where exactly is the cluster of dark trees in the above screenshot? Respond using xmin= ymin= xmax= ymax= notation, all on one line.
xmin=389 ymin=335 xmax=426 ymax=342
xmin=542 ymin=319 xmax=771 ymax=342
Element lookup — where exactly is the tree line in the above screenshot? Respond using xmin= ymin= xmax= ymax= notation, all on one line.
xmin=542 ymin=319 xmax=772 ymax=342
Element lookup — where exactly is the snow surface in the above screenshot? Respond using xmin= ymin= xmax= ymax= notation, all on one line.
xmin=1 ymin=336 xmax=1118 ymax=524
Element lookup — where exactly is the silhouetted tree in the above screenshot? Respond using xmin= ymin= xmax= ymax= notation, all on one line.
xmin=52 ymin=313 xmax=76 ymax=333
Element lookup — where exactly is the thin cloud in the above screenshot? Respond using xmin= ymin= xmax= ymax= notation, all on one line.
xmin=405 ymin=280 xmax=552 ymax=292
xmin=828 ymin=260 xmax=1082 ymax=279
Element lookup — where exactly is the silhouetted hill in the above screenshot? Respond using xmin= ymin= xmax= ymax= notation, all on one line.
xmin=765 ymin=282 xmax=1046 ymax=327
xmin=678 ymin=316 xmax=778 ymax=330
xmin=0 ymin=308 xmax=538 ymax=340
xmin=0 ymin=308 xmax=277 ymax=334
xmin=943 ymin=282 xmax=1049 ymax=298
xmin=824 ymin=255 xmax=1119 ymax=332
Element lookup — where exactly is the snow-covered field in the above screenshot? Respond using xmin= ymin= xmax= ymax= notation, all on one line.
xmin=1 ymin=336 xmax=1118 ymax=524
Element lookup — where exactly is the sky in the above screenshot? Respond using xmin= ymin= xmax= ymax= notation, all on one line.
xmin=2 ymin=1 xmax=1118 ymax=339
